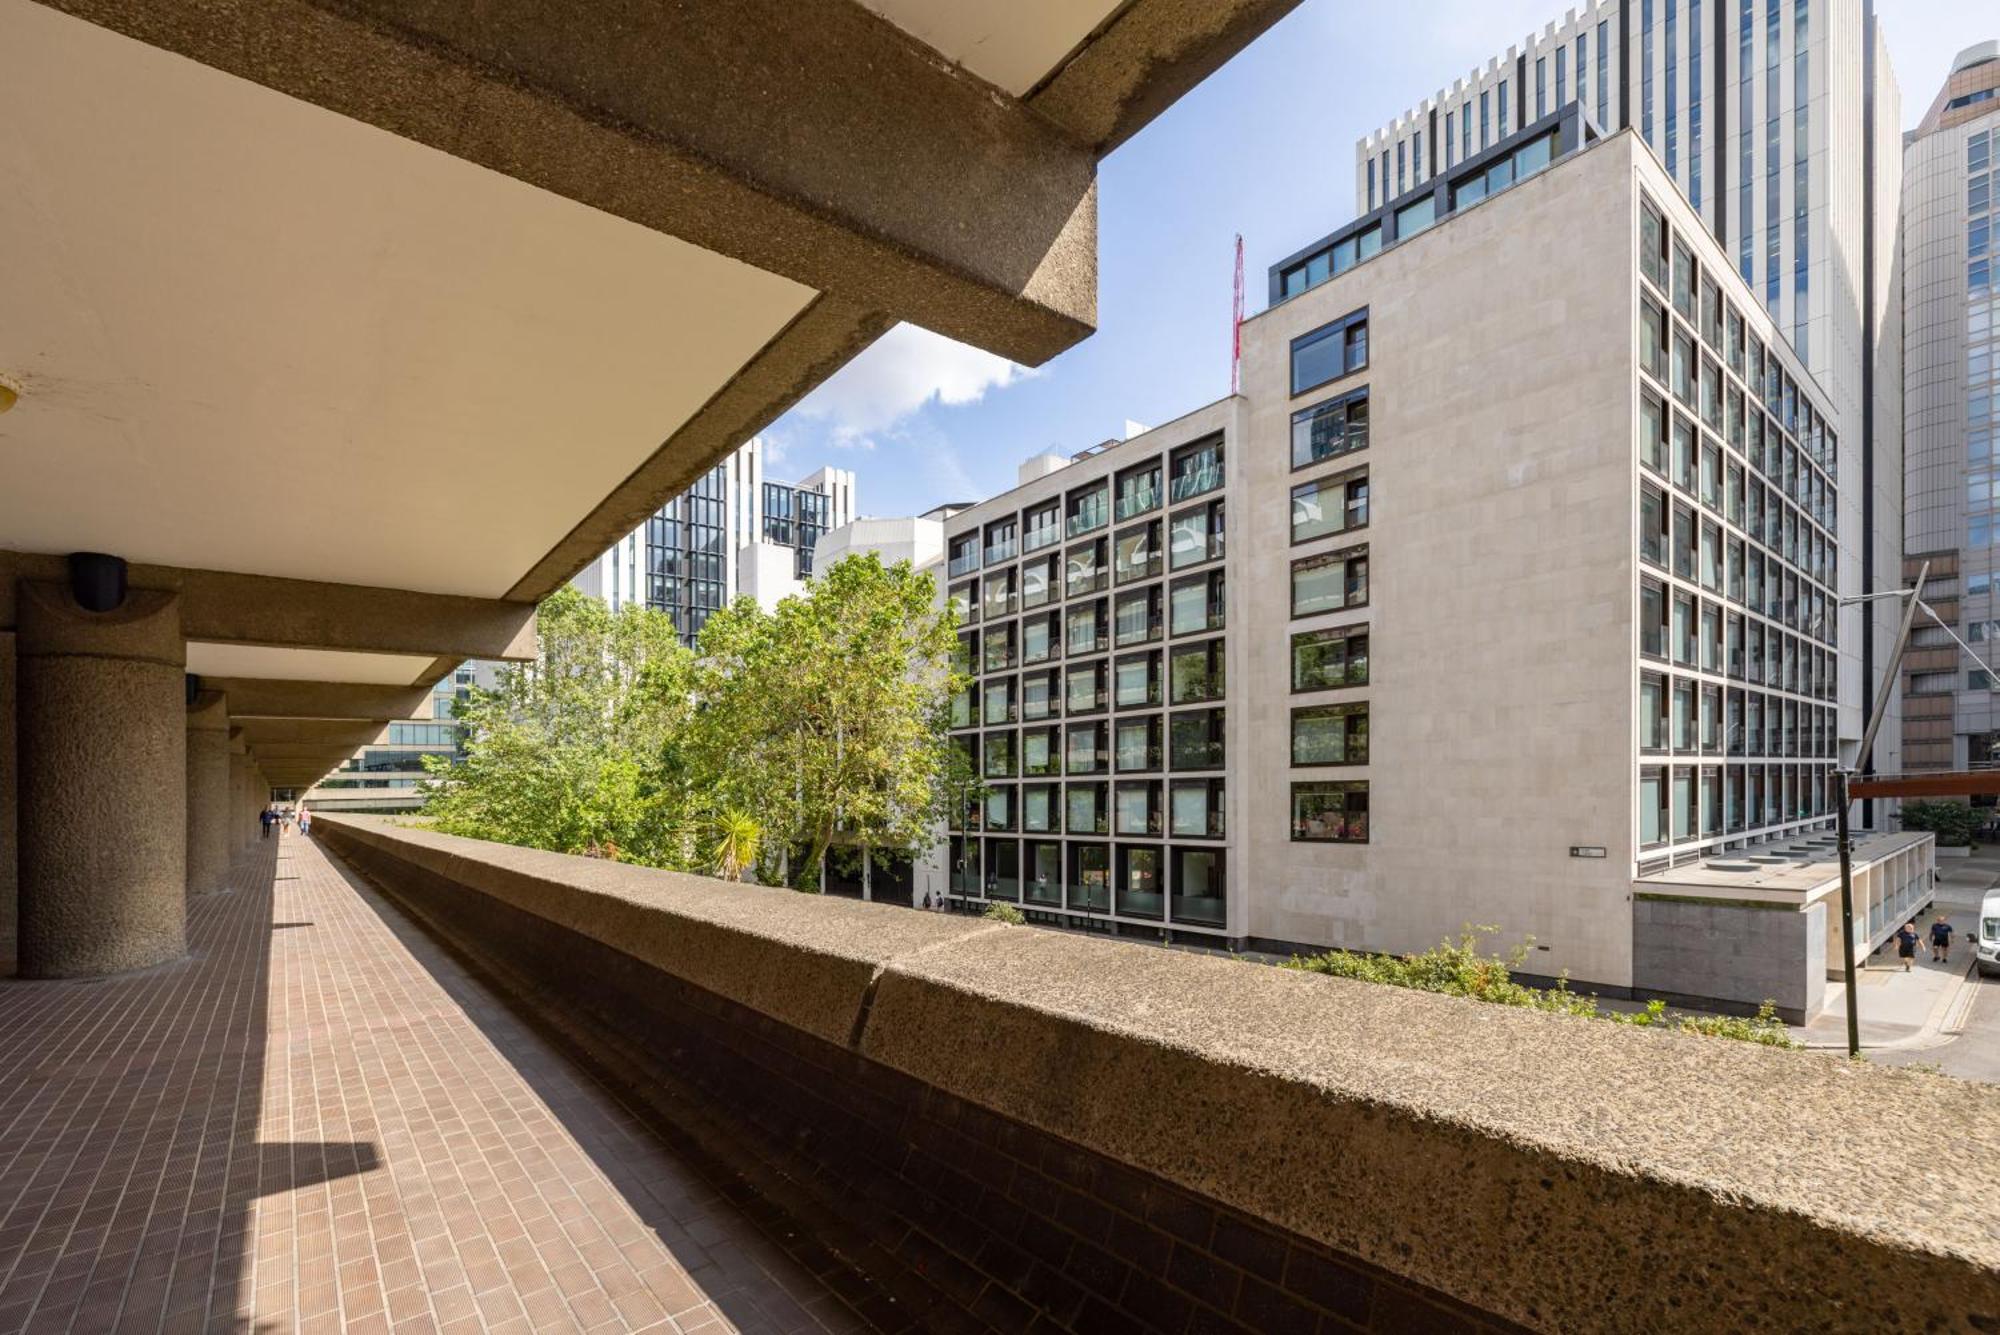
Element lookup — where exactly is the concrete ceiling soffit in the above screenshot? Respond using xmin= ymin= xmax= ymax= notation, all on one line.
xmin=41 ymin=0 xmax=1106 ymax=365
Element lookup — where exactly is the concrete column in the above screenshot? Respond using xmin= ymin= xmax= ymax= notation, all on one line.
xmin=228 ymin=747 xmax=250 ymax=853
xmin=186 ymin=689 xmax=230 ymax=896
xmin=16 ymin=581 xmax=186 ymax=977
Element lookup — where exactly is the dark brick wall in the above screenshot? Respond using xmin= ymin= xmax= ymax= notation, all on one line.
xmin=324 ymin=829 xmax=1530 ymax=1335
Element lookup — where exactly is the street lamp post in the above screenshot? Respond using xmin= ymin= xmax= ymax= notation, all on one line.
xmin=1833 ymin=561 xmax=1927 ymax=1058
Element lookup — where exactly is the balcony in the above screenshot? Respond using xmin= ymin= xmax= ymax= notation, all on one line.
xmin=3 ymin=813 xmax=1994 ymax=1334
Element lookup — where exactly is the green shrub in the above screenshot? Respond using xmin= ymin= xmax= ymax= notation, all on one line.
xmin=1898 ymin=799 xmax=1983 ymax=847
xmin=982 ymin=903 xmax=1026 ymax=925
xmin=1283 ymin=927 xmax=1794 ymax=1047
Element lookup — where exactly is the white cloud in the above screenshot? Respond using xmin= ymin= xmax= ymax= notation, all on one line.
xmin=788 ymin=323 xmax=1038 ymax=448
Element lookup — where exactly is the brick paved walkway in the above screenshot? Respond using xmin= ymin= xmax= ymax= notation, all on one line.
xmin=0 ymin=830 xmax=868 ymax=1334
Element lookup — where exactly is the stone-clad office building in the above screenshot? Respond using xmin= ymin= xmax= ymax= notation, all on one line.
xmin=919 ymin=123 xmax=1931 ymax=1020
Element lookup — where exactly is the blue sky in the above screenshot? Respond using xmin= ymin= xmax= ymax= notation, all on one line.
xmin=763 ymin=0 xmax=1994 ymax=518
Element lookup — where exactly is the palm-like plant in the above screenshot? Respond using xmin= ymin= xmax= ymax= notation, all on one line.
xmin=710 ymin=809 xmax=762 ymax=883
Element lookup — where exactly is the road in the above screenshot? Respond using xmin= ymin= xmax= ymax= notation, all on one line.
xmin=1872 ymin=849 xmax=2000 ymax=1082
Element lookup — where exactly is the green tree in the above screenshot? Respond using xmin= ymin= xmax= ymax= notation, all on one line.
xmin=421 ymin=587 xmax=698 ymax=865
xmin=688 ymin=553 xmax=964 ymax=890
xmin=1898 ymin=799 xmax=1983 ymax=847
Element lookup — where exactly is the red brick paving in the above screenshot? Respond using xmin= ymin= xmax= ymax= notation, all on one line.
xmin=0 ymin=830 xmax=867 ymax=1334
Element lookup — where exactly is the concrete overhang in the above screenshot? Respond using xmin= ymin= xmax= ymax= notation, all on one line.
xmin=202 ymin=678 xmax=432 ymax=724
xmin=3 ymin=0 xmax=1297 ymax=788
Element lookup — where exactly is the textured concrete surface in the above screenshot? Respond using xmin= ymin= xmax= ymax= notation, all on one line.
xmin=1633 ymin=896 xmax=1828 ymax=1021
xmin=318 ymin=817 xmax=1001 ymax=1050
xmin=321 ymin=816 xmax=2000 ymax=1333
xmin=15 ymin=582 xmax=186 ymax=978
xmin=865 ymin=925 xmax=2000 ymax=1334
xmin=39 ymin=0 xmax=1100 ymax=366
xmin=185 ymin=689 xmax=231 ymax=897
xmin=0 ymin=550 xmax=534 ymax=661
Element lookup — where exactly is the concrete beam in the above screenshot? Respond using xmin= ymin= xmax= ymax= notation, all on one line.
xmin=233 ymin=719 xmax=386 ymax=749
xmin=1025 ymin=0 xmax=1302 ymax=154
xmin=41 ymin=0 xmax=1111 ymax=366
xmin=206 ymin=678 xmax=433 ymax=722
xmin=1 ymin=554 xmax=535 ymax=661
xmin=507 ymin=296 xmax=890 ymax=600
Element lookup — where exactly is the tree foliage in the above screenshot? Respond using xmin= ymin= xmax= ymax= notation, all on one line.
xmin=420 ymin=555 xmax=964 ymax=886
xmin=687 ymin=553 xmax=964 ymax=889
xmin=1898 ymin=799 xmax=1983 ymax=847
xmin=421 ymin=587 xmax=696 ymax=865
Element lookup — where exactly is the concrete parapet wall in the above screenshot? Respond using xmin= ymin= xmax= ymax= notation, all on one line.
xmin=315 ymin=815 xmax=2000 ymax=1334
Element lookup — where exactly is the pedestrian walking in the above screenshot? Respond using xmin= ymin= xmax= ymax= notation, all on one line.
xmin=1895 ymin=919 xmax=1920 ymax=972
xmin=260 ymin=808 xmax=272 ymax=840
xmin=1931 ymin=915 xmax=1955 ymax=964
xmin=298 ymin=806 xmax=311 ymax=838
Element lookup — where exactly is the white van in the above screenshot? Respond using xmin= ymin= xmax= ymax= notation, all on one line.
xmin=1979 ymin=888 xmax=2000 ymax=979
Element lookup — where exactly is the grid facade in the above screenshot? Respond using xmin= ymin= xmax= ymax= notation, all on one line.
xmin=1635 ymin=188 xmax=1841 ymax=864
xmin=940 ymin=420 xmax=1234 ymax=937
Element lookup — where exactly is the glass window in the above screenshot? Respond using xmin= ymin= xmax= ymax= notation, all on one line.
xmin=1291 ymin=626 xmax=1368 ymax=690
xmin=1022 ymin=725 xmax=1060 ymax=776
xmin=1065 ymin=721 xmax=1108 ymax=774
xmin=1114 ymin=462 xmax=1161 ymax=521
xmin=1113 ymin=587 xmax=1162 ymax=646
xmin=1170 ymin=846 xmax=1226 ymax=925
xmin=1065 ymin=538 xmax=1108 ymax=598
xmin=1395 ymin=194 xmax=1436 ymax=238
xmin=1114 ymin=521 xmax=1162 ymax=585
xmin=1169 ymin=708 xmax=1225 ymax=770
xmin=1168 ymin=500 xmax=1225 ymax=570
xmin=1116 ymin=846 xmax=1163 ymax=920
xmin=1022 ymin=501 xmax=1061 ymax=553
xmin=1291 ymin=389 xmax=1369 ymax=468
xmin=1065 ymin=598 xmax=1106 ymax=656
xmin=948 ymin=579 xmax=978 ymax=626
xmin=1292 ymin=704 xmax=1368 ymax=766
xmin=1170 ymin=780 xmax=1226 ymax=840
xmin=1640 ymin=672 xmax=1667 ymax=751
xmin=984 ymin=730 xmax=1016 ymax=778
xmin=1022 ymin=783 xmax=1059 ymax=833
xmin=1292 ymin=548 xmax=1368 ymax=617
xmin=1640 ymin=766 xmax=1666 ymax=847
xmin=1114 ymin=716 xmax=1162 ymax=772
xmin=983 ymin=622 xmax=1016 ymax=672
xmin=1021 ymin=612 xmax=1059 ymax=665
xmin=1640 ymin=481 xmax=1667 ymax=566
xmin=1292 ymin=473 xmax=1369 ymax=544
xmin=1115 ymin=780 xmax=1162 ymax=836
xmin=1019 ymin=555 xmax=1057 ymax=611
xmin=1291 ymin=312 xmax=1369 ymax=395
xmin=1114 ymin=651 xmax=1161 ymax=708
xmin=1066 ymin=483 xmax=1109 ymax=538
xmin=947 ymin=532 xmax=980 ymax=578
xmin=984 ymin=787 xmax=1015 ymax=833
xmin=1066 ymin=784 xmax=1108 ymax=837
xmin=1641 ymin=389 xmax=1667 ymax=473
xmin=1170 ymin=571 xmax=1226 ymax=636
xmin=1169 ymin=437 xmax=1225 ymax=502
xmin=1169 ymin=638 xmax=1227 ymax=703
xmin=1025 ymin=840 xmax=1062 ymax=904
xmin=982 ymin=567 xmax=1017 ymax=619
xmin=1292 ymin=782 xmax=1368 ymax=842
xmin=1067 ymin=840 xmax=1109 ymax=908
xmin=983 ymin=676 xmax=1016 ymax=727
xmin=1064 ymin=660 xmax=1106 ymax=715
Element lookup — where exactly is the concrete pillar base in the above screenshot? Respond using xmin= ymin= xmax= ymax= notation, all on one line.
xmin=16 ymin=580 xmax=186 ymax=978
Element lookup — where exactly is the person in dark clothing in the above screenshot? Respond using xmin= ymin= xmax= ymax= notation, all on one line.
xmin=1895 ymin=920 xmax=1920 ymax=972
xmin=1931 ymin=916 xmax=1955 ymax=964
xmin=260 ymin=808 xmax=272 ymax=840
